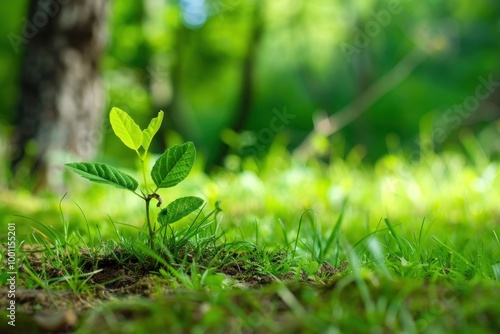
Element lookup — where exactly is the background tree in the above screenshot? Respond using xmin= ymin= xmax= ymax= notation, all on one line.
xmin=1 ymin=0 xmax=499 ymax=181
xmin=10 ymin=0 xmax=109 ymax=190
xmin=213 ymin=2 xmax=264 ymax=168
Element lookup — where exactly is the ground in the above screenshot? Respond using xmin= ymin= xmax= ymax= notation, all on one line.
xmin=1 ymin=150 xmax=499 ymax=333
xmin=1 ymin=242 xmax=499 ymax=333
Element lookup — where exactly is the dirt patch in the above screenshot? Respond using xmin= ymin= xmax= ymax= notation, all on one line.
xmin=1 ymin=245 xmax=348 ymax=333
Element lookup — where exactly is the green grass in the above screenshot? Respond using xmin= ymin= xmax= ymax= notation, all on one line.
xmin=1 ymin=137 xmax=499 ymax=333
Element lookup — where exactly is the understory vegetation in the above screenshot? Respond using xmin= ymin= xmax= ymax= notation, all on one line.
xmin=1 ymin=133 xmax=499 ymax=333
xmin=1 ymin=1 xmax=499 ymax=333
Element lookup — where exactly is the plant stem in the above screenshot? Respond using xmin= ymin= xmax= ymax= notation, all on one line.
xmin=139 ymin=156 xmax=155 ymax=248
xmin=140 ymin=159 xmax=149 ymax=195
xmin=145 ymin=196 xmax=154 ymax=249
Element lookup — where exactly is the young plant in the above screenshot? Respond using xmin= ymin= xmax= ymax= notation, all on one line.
xmin=64 ymin=107 xmax=203 ymax=248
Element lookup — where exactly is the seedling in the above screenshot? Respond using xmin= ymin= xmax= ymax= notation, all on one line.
xmin=65 ymin=107 xmax=203 ymax=248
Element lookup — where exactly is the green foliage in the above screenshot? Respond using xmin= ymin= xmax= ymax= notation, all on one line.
xmin=2 ymin=116 xmax=499 ymax=333
xmin=141 ymin=110 xmax=164 ymax=154
xmin=2 ymin=1 xmax=500 ymax=167
xmin=110 ymin=107 xmax=143 ymax=151
xmin=151 ymin=142 xmax=196 ymax=189
xmin=158 ymin=196 xmax=204 ymax=226
xmin=65 ymin=108 xmax=203 ymax=247
xmin=1 ymin=133 xmax=500 ymax=332
xmin=64 ymin=162 xmax=138 ymax=192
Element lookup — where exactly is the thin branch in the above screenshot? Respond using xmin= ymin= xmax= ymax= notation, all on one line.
xmin=294 ymin=47 xmax=428 ymax=159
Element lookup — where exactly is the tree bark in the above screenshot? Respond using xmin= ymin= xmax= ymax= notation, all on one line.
xmin=10 ymin=0 xmax=109 ymax=190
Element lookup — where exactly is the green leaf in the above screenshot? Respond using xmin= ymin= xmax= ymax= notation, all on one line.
xmin=493 ymin=263 xmax=500 ymax=281
xmin=151 ymin=142 xmax=196 ymax=188
xmin=157 ymin=196 xmax=204 ymax=225
xmin=142 ymin=110 xmax=164 ymax=154
xmin=64 ymin=162 xmax=138 ymax=191
xmin=110 ymin=107 xmax=143 ymax=150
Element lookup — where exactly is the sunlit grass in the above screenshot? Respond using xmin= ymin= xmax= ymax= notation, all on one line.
xmin=0 ymin=133 xmax=499 ymax=333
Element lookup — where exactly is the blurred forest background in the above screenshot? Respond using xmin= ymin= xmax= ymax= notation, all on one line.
xmin=0 ymin=0 xmax=499 ymax=190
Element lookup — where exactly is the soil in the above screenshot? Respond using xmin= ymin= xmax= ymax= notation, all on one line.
xmin=0 ymin=245 xmax=347 ymax=333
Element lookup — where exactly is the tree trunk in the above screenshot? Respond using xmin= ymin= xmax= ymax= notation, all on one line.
xmin=156 ymin=25 xmax=190 ymax=153
xmin=10 ymin=0 xmax=109 ymax=190
xmin=212 ymin=3 xmax=264 ymax=169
